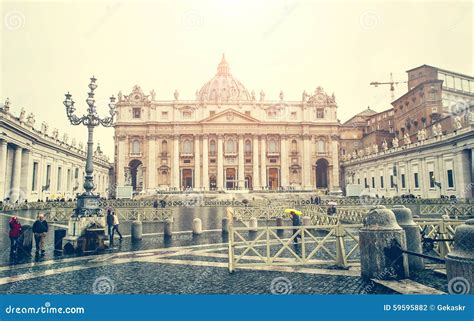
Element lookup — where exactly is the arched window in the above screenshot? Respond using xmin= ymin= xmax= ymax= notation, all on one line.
xmin=162 ymin=140 xmax=168 ymax=153
xmin=132 ymin=140 xmax=140 ymax=154
xmin=226 ymin=139 xmax=235 ymax=153
xmin=183 ymin=140 xmax=193 ymax=153
xmin=209 ymin=140 xmax=216 ymax=155
xmin=291 ymin=139 xmax=297 ymax=152
xmin=268 ymin=139 xmax=277 ymax=153
xmin=245 ymin=139 xmax=252 ymax=153
xmin=318 ymin=140 xmax=325 ymax=153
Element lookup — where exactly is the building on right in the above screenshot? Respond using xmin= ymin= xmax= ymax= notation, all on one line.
xmin=340 ymin=65 xmax=473 ymax=199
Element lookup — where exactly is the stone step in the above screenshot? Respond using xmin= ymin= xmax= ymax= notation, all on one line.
xmin=371 ymin=278 xmax=445 ymax=294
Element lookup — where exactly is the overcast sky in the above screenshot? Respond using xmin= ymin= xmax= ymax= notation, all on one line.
xmin=1 ymin=0 xmax=472 ymax=158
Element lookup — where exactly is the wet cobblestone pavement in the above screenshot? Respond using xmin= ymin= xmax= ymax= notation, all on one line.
xmin=0 ymin=209 xmax=445 ymax=295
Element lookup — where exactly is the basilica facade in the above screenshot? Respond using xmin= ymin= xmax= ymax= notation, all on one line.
xmin=114 ymin=55 xmax=341 ymax=193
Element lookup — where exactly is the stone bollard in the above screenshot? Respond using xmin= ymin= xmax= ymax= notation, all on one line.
xmin=249 ymin=217 xmax=258 ymax=232
xmin=359 ymin=206 xmax=409 ymax=279
xmin=131 ymin=221 xmax=143 ymax=240
xmin=164 ymin=219 xmax=173 ymax=238
xmin=438 ymin=215 xmax=451 ymax=258
xmin=193 ymin=218 xmax=203 ymax=235
xmin=222 ymin=218 xmax=229 ymax=234
xmin=392 ymin=205 xmax=424 ymax=271
xmin=446 ymin=219 xmax=474 ymax=294
xmin=302 ymin=216 xmax=311 ymax=226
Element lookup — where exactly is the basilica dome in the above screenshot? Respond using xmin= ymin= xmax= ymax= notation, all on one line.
xmin=197 ymin=54 xmax=251 ymax=102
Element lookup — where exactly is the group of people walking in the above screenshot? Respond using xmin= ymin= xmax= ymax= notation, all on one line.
xmin=9 ymin=213 xmax=49 ymax=256
xmin=8 ymin=208 xmax=124 ymax=255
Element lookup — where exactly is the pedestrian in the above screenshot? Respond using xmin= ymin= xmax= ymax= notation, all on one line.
xmin=112 ymin=211 xmax=123 ymax=241
xmin=153 ymin=199 xmax=159 ymax=208
xmin=32 ymin=213 xmax=48 ymax=255
xmin=327 ymin=204 xmax=337 ymax=216
xmin=290 ymin=211 xmax=302 ymax=243
xmin=9 ymin=216 xmax=22 ymax=254
xmin=106 ymin=208 xmax=114 ymax=242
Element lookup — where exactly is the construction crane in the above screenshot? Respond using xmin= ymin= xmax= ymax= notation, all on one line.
xmin=370 ymin=73 xmax=407 ymax=101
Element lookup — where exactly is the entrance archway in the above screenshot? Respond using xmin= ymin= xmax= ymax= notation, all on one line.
xmin=181 ymin=169 xmax=193 ymax=189
xmin=209 ymin=175 xmax=217 ymax=190
xmin=268 ymin=168 xmax=279 ymax=190
xmin=129 ymin=159 xmax=144 ymax=192
xmin=245 ymin=175 xmax=252 ymax=190
xmin=315 ymin=158 xmax=329 ymax=189
xmin=226 ymin=168 xmax=236 ymax=189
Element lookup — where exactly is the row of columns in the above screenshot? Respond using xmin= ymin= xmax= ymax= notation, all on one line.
xmin=141 ymin=134 xmax=339 ymax=191
xmin=0 ymin=140 xmax=29 ymax=202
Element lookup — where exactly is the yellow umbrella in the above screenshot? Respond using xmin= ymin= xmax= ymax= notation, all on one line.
xmin=284 ymin=208 xmax=302 ymax=216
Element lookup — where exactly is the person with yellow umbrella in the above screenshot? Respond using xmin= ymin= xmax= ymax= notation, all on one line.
xmin=284 ymin=209 xmax=302 ymax=243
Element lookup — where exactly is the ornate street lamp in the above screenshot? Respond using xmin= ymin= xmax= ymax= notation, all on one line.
xmin=64 ymin=76 xmax=116 ymax=217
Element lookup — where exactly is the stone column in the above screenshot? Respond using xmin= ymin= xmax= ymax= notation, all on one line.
xmin=20 ymin=149 xmax=32 ymax=200
xmin=260 ymin=135 xmax=267 ymax=188
xmin=280 ymin=135 xmax=288 ymax=188
xmin=238 ymin=135 xmax=244 ymax=189
xmin=0 ymin=140 xmax=7 ymax=200
xmin=147 ymin=135 xmax=156 ymax=193
xmin=217 ymin=135 xmax=224 ymax=190
xmin=252 ymin=135 xmax=260 ymax=190
xmin=331 ymin=138 xmax=341 ymax=194
xmin=194 ymin=134 xmax=201 ymax=190
xmin=202 ymin=135 xmax=209 ymax=190
xmin=117 ymin=136 xmax=126 ymax=186
xmin=172 ymin=135 xmax=180 ymax=190
xmin=11 ymin=145 xmax=22 ymax=202
xmin=455 ymin=150 xmax=469 ymax=198
xmin=302 ymin=134 xmax=311 ymax=189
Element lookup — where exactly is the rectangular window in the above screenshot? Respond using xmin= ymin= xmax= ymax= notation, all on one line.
xmin=364 ymin=178 xmax=368 ymax=188
xmin=209 ymin=111 xmax=215 ymax=116
xmin=447 ymin=169 xmax=454 ymax=188
xmin=244 ymin=111 xmax=251 ymax=116
xmin=316 ymin=109 xmax=324 ymax=119
xmin=380 ymin=176 xmax=384 ymax=189
xmin=57 ymin=167 xmax=62 ymax=191
xmin=429 ymin=171 xmax=435 ymax=188
xmin=32 ymin=162 xmax=39 ymax=191
xmin=401 ymin=174 xmax=406 ymax=189
xmin=45 ymin=165 xmax=51 ymax=191
xmin=357 ymin=178 xmax=360 ymax=185
xmin=414 ymin=173 xmax=419 ymax=188
xmin=162 ymin=111 xmax=168 ymax=118
xmin=290 ymin=112 xmax=297 ymax=119
xmin=371 ymin=177 xmax=375 ymax=188
xmin=133 ymin=108 xmax=141 ymax=118
xmin=210 ymin=159 xmax=216 ymax=164
xmin=183 ymin=159 xmax=191 ymax=164
xmin=390 ymin=175 xmax=394 ymax=188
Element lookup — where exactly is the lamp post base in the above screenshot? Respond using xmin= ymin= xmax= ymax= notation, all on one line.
xmin=62 ymin=194 xmax=107 ymax=253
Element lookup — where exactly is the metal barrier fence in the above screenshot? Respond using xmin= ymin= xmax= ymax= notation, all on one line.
xmin=228 ymin=223 xmax=362 ymax=272
xmin=47 ymin=207 xmax=173 ymax=223
xmin=416 ymin=218 xmax=464 ymax=258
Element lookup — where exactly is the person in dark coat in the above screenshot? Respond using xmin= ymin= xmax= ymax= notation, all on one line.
xmin=32 ymin=213 xmax=48 ymax=255
xmin=106 ymin=209 xmax=114 ymax=243
xmin=9 ymin=216 xmax=22 ymax=254
xmin=327 ymin=205 xmax=337 ymax=216
xmin=290 ymin=211 xmax=302 ymax=243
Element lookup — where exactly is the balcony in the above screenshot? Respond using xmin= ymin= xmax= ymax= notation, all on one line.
xmin=180 ymin=152 xmax=194 ymax=157
xmin=224 ymin=152 xmax=238 ymax=157
xmin=129 ymin=152 xmax=142 ymax=158
xmin=267 ymin=152 xmax=280 ymax=157
xmin=291 ymin=150 xmax=299 ymax=156
xmin=161 ymin=152 xmax=168 ymax=157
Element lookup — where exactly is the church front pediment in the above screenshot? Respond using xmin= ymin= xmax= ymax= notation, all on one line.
xmin=200 ymin=109 xmax=260 ymax=124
